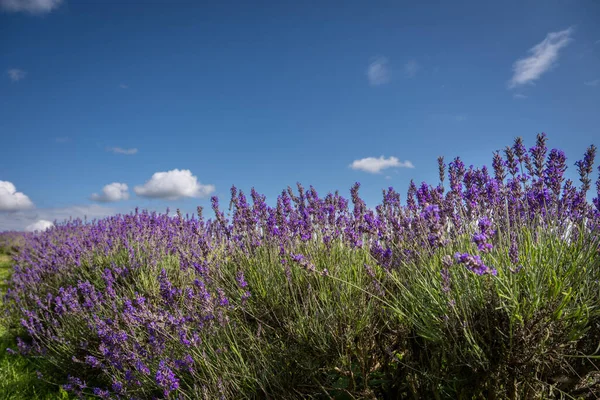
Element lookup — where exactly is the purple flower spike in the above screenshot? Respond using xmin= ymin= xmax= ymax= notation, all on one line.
xmin=544 ymin=148 xmax=567 ymax=198
xmin=492 ymin=151 xmax=506 ymax=183
xmin=472 ymin=217 xmax=495 ymax=253
xmin=156 ymin=360 xmax=180 ymax=397
xmin=575 ymin=144 xmax=596 ymax=195
xmin=236 ymin=271 xmax=248 ymax=288
xmin=454 ymin=252 xmax=496 ymax=276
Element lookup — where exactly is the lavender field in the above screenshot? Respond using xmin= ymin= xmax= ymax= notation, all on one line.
xmin=1 ymin=134 xmax=600 ymax=399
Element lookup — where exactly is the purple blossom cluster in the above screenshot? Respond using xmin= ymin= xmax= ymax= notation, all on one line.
xmin=454 ymin=252 xmax=497 ymax=276
xmin=472 ymin=217 xmax=495 ymax=253
xmin=2 ymin=134 xmax=600 ymax=398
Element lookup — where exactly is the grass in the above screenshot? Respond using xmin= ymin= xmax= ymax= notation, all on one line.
xmin=0 ymin=255 xmax=11 ymax=292
xmin=0 ymin=253 xmax=71 ymax=400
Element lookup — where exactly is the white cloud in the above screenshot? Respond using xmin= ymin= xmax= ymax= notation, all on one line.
xmin=367 ymin=57 xmax=390 ymax=86
xmin=513 ymin=93 xmax=528 ymax=99
xmin=584 ymin=79 xmax=600 ymax=87
xmin=107 ymin=147 xmax=138 ymax=155
xmin=0 ymin=181 xmax=34 ymax=211
xmin=509 ymin=28 xmax=573 ymax=89
xmin=90 ymin=183 xmax=129 ymax=203
xmin=0 ymin=0 xmax=63 ymax=13
xmin=350 ymin=156 xmax=414 ymax=174
xmin=7 ymin=68 xmax=26 ymax=82
xmin=0 ymin=204 xmax=116 ymax=231
xmin=25 ymin=219 xmax=53 ymax=232
xmin=119 ymin=83 xmax=129 ymax=89
xmin=55 ymin=136 xmax=70 ymax=143
xmin=404 ymin=59 xmax=419 ymax=78
xmin=134 ymin=169 xmax=215 ymax=200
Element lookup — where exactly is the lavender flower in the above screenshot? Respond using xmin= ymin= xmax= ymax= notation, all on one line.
xmin=508 ymin=239 xmax=522 ymax=273
xmin=441 ymin=255 xmax=453 ymax=293
xmin=504 ymin=146 xmax=518 ymax=177
xmin=544 ymin=148 xmax=567 ymax=198
xmin=236 ymin=271 xmax=248 ymax=288
xmin=472 ymin=217 xmax=495 ymax=253
xmin=448 ymin=157 xmax=466 ymax=194
xmin=156 ymin=361 xmax=180 ymax=397
xmin=575 ymin=144 xmax=596 ymax=195
xmin=530 ymin=132 xmax=548 ymax=180
xmin=454 ymin=252 xmax=497 ymax=276
xmin=438 ymin=156 xmax=446 ymax=187
xmin=492 ymin=151 xmax=506 ymax=183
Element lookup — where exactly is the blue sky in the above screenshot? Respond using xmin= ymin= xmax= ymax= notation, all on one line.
xmin=1 ymin=0 xmax=599 ymax=231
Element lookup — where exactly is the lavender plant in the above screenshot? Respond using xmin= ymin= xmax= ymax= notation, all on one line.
xmin=1 ymin=134 xmax=599 ymax=399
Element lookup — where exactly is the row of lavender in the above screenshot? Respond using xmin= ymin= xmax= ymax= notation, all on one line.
xmin=2 ymin=133 xmax=600 ymax=398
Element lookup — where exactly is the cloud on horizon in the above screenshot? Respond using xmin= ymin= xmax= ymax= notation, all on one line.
xmin=107 ymin=147 xmax=138 ymax=155
xmin=350 ymin=156 xmax=414 ymax=174
xmin=0 ymin=0 xmax=63 ymax=14
xmin=90 ymin=183 xmax=130 ymax=203
xmin=509 ymin=28 xmax=573 ymax=88
xmin=0 ymin=180 xmax=34 ymax=211
xmin=0 ymin=204 xmax=116 ymax=231
xmin=25 ymin=219 xmax=54 ymax=232
xmin=134 ymin=169 xmax=215 ymax=200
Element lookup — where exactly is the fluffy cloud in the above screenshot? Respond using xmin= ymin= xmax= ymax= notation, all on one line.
xmin=0 ymin=181 xmax=34 ymax=211
xmin=367 ymin=57 xmax=390 ymax=86
xmin=134 ymin=169 xmax=215 ymax=200
xmin=350 ymin=156 xmax=414 ymax=174
xmin=25 ymin=219 xmax=53 ymax=232
xmin=7 ymin=68 xmax=26 ymax=82
xmin=107 ymin=147 xmax=138 ymax=155
xmin=509 ymin=28 xmax=573 ymax=88
xmin=90 ymin=183 xmax=129 ymax=203
xmin=0 ymin=0 xmax=63 ymax=13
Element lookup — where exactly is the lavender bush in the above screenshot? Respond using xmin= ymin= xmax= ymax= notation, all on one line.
xmin=2 ymin=133 xmax=600 ymax=398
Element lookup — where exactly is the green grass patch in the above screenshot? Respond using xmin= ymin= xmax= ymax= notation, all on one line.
xmin=0 ymin=253 xmax=71 ymax=400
